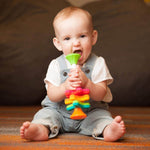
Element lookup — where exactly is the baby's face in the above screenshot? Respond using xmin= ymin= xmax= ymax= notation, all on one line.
xmin=54 ymin=12 xmax=97 ymax=65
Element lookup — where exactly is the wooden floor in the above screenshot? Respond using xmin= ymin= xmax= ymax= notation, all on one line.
xmin=0 ymin=106 xmax=150 ymax=150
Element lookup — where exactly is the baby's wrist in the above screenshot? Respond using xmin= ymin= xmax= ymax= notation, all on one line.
xmin=84 ymin=78 xmax=90 ymax=89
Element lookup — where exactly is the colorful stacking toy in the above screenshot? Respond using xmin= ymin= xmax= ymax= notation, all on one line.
xmin=65 ymin=53 xmax=90 ymax=120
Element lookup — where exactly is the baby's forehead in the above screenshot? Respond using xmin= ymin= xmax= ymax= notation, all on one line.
xmin=60 ymin=8 xmax=90 ymax=20
xmin=53 ymin=9 xmax=93 ymax=37
xmin=55 ymin=11 xmax=91 ymax=27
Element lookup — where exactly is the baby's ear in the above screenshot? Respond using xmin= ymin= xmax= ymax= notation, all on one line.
xmin=53 ymin=37 xmax=62 ymax=51
xmin=92 ymin=30 xmax=98 ymax=46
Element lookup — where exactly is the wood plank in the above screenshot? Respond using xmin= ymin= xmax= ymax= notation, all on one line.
xmin=0 ymin=106 xmax=150 ymax=150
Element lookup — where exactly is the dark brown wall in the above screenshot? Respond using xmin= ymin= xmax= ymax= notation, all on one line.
xmin=0 ymin=0 xmax=150 ymax=106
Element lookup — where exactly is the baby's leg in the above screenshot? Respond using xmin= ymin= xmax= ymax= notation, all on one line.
xmin=20 ymin=106 xmax=61 ymax=141
xmin=103 ymin=116 xmax=126 ymax=142
xmin=20 ymin=121 xmax=49 ymax=141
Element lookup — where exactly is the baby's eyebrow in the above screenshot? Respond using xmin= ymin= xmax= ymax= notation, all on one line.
xmin=62 ymin=35 xmax=71 ymax=38
xmin=79 ymin=31 xmax=89 ymax=35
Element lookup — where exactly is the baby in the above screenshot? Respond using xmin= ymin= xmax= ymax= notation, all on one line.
xmin=20 ymin=6 xmax=125 ymax=142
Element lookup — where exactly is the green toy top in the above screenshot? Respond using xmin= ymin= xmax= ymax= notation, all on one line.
xmin=66 ymin=53 xmax=81 ymax=66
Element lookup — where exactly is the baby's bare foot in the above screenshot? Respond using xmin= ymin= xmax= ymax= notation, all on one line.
xmin=103 ymin=116 xmax=126 ymax=142
xmin=20 ymin=121 xmax=49 ymax=141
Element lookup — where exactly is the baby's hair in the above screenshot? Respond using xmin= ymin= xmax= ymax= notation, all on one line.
xmin=53 ymin=6 xmax=93 ymax=36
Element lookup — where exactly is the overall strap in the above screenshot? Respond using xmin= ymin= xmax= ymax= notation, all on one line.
xmin=57 ymin=54 xmax=67 ymax=70
xmin=57 ymin=54 xmax=70 ymax=83
xmin=85 ymin=53 xmax=98 ymax=67
xmin=81 ymin=53 xmax=98 ymax=80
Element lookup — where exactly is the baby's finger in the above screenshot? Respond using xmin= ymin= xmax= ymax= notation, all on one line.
xmin=72 ymin=81 xmax=82 ymax=87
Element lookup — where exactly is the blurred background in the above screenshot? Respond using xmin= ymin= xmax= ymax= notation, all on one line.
xmin=0 ymin=0 xmax=150 ymax=106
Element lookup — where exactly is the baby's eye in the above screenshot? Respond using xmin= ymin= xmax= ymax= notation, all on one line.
xmin=64 ymin=37 xmax=70 ymax=40
xmin=80 ymin=35 xmax=86 ymax=38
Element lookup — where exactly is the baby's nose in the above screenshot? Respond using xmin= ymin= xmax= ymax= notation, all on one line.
xmin=73 ymin=39 xmax=80 ymax=46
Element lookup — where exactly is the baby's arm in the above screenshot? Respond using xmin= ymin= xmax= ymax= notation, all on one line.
xmin=75 ymin=66 xmax=107 ymax=101
xmin=86 ymin=79 xmax=107 ymax=101
xmin=46 ymin=70 xmax=81 ymax=102
xmin=46 ymin=81 xmax=66 ymax=102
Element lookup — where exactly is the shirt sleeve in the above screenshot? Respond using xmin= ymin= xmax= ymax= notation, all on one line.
xmin=91 ymin=56 xmax=113 ymax=102
xmin=44 ymin=59 xmax=60 ymax=89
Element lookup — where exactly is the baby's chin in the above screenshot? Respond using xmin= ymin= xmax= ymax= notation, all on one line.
xmin=78 ymin=57 xmax=85 ymax=66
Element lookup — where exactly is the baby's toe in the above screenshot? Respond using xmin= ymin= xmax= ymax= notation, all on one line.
xmin=23 ymin=121 xmax=31 ymax=128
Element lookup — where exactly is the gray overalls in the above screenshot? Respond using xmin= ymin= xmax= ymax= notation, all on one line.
xmin=32 ymin=53 xmax=113 ymax=140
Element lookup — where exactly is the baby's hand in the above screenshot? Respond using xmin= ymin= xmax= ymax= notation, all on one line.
xmin=63 ymin=67 xmax=81 ymax=90
xmin=68 ymin=67 xmax=82 ymax=89
xmin=69 ymin=65 xmax=89 ymax=88
xmin=76 ymin=66 xmax=89 ymax=88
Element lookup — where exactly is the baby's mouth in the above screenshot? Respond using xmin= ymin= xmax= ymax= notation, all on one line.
xmin=73 ymin=50 xmax=82 ymax=56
